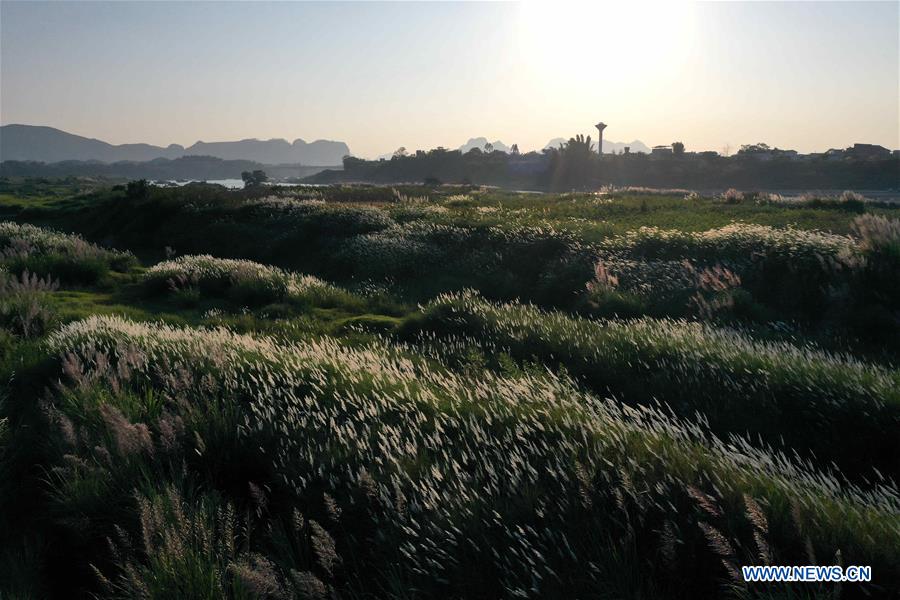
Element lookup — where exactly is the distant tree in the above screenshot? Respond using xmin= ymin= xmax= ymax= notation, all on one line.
xmin=241 ymin=170 xmax=268 ymax=188
xmin=465 ymin=147 xmax=483 ymax=156
xmin=672 ymin=141 xmax=685 ymax=156
xmin=423 ymin=176 xmax=442 ymax=186
xmin=544 ymin=134 xmax=595 ymax=190
xmin=343 ymin=156 xmax=366 ymax=171
xmin=565 ymin=134 xmax=594 ymax=158
xmin=125 ymin=179 xmax=149 ymax=201
xmin=392 ymin=147 xmax=408 ymax=159
xmin=511 ymin=144 xmax=520 ymax=155
xmin=484 ymin=142 xmax=494 ymax=153
xmin=738 ymin=143 xmax=772 ymax=155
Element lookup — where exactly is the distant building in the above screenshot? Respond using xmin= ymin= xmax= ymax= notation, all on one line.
xmin=847 ymin=143 xmax=891 ymax=160
xmin=651 ymin=145 xmax=673 ymax=158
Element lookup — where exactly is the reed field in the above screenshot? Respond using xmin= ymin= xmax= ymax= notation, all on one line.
xmin=1 ymin=181 xmax=899 ymax=598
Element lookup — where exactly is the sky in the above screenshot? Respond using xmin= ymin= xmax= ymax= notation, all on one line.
xmin=1 ymin=1 xmax=898 ymax=158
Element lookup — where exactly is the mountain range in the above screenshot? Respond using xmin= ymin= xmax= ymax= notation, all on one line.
xmin=0 ymin=124 xmax=350 ymax=166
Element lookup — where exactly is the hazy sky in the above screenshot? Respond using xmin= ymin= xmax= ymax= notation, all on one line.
xmin=1 ymin=1 xmax=897 ymax=158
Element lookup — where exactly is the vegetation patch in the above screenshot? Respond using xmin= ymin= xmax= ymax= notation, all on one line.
xmin=1 ymin=221 xmax=135 ymax=284
xmin=412 ymin=291 xmax=900 ymax=479
xmin=1 ymin=314 xmax=894 ymax=597
xmin=1 ymin=184 xmax=899 ymax=598
xmin=144 ymin=254 xmax=358 ymax=309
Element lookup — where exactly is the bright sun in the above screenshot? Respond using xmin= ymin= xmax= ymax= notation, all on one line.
xmin=515 ymin=2 xmax=695 ymax=86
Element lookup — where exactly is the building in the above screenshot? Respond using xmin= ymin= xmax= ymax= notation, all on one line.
xmin=651 ymin=145 xmax=673 ymax=158
xmin=847 ymin=143 xmax=891 ymax=160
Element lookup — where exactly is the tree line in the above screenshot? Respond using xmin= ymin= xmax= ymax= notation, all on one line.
xmin=307 ymin=137 xmax=899 ymax=191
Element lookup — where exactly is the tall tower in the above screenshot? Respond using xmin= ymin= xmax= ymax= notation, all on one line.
xmin=595 ymin=122 xmax=607 ymax=157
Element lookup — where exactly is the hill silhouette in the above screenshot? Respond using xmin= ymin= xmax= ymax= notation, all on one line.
xmin=0 ymin=124 xmax=349 ymax=165
xmin=458 ymin=137 xmax=512 ymax=153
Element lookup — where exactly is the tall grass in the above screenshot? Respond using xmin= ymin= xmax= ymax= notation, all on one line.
xmin=413 ymin=291 xmax=900 ymax=479
xmin=3 ymin=186 xmax=900 ymax=598
xmin=338 ymin=222 xmax=595 ymax=303
xmin=593 ymin=223 xmax=861 ymax=319
xmin=6 ymin=315 xmax=890 ymax=597
xmin=599 ymin=223 xmax=853 ymax=265
xmin=0 ymin=269 xmax=59 ymax=337
xmin=144 ymin=254 xmax=357 ymax=308
xmin=1 ymin=221 xmax=135 ymax=283
xmin=851 ymin=213 xmax=900 ymax=293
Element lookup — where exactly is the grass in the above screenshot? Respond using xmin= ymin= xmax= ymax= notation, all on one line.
xmin=143 ymin=254 xmax=359 ymax=309
xmin=1 ymin=180 xmax=899 ymax=598
xmin=0 ymin=221 xmax=136 ymax=284
xmin=403 ymin=190 xmax=896 ymax=238
xmin=409 ymin=291 xmax=900 ymax=479
xmin=7 ymin=313 xmax=899 ymax=598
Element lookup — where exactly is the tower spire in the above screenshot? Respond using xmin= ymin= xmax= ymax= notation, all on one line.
xmin=595 ymin=122 xmax=607 ymax=157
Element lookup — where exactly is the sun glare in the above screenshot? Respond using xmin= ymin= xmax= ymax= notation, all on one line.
xmin=516 ymin=2 xmax=695 ymax=86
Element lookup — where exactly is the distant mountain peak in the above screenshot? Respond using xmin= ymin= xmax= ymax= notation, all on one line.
xmin=458 ymin=137 xmax=512 ymax=153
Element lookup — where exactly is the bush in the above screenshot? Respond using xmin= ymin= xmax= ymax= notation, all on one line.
xmin=144 ymin=255 xmax=353 ymax=308
xmin=0 ymin=222 xmax=136 ymax=284
xmin=585 ymin=257 xmax=742 ymax=319
xmin=720 ymin=188 xmax=743 ymax=204
xmin=598 ymin=223 xmax=854 ymax=318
